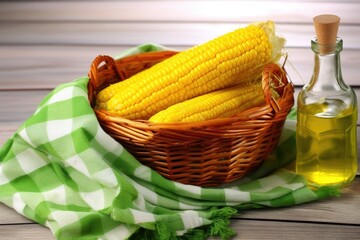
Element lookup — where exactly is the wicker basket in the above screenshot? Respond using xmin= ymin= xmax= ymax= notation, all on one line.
xmin=87 ymin=50 xmax=295 ymax=187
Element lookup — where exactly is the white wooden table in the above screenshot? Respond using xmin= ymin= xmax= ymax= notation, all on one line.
xmin=1 ymin=1 xmax=360 ymax=239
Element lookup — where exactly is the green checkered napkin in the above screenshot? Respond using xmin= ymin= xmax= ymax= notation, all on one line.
xmin=0 ymin=44 xmax=339 ymax=240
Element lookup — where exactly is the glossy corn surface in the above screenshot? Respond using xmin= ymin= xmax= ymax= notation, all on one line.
xmin=149 ymin=81 xmax=264 ymax=123
xmin=96 ymin=21 xmax=285 ymax=120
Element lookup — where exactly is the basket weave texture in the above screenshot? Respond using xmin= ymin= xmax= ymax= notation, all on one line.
xmin=88 ymin=50 xmax=295 ymax=187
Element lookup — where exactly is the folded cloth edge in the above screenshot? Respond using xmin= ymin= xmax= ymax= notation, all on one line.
xmin=0 ymin=44 xmax=340 ymax=240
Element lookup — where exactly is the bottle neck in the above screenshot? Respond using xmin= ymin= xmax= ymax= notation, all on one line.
xmin=309 ymin=38 xmax=346 ymax=93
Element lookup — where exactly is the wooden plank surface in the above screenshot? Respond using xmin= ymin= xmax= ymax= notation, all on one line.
xmin=0 ymin=46 xmax=132 ymax=90
xmin=0 ymin=178 xmax=359 ymax=226
xmin=5 ymin=88 xmax=360 ymax=125
xmin=0 ymin=90 xmax=49 ymax=124
xmin=225 ymin=220 xmax=360 ymax=240
xmin=0 ymin=45 xmax=359 ymax=89
xmin=0 ymin=1 xmax=359 ymax=88
xmin=1 ymin=217 xmax=359 ymax=240
xmin=0 ymin=223 xmax=55 ymax=240
xmin=1 ymin=1 xmax=360 ymax=239
xmin=1 ymin=1 xmax=360 ymax=24
xmin=0 ymin=203 xmax=33 ymax=225
xmin=0 ymin=218 xmax=359 ymax=240
xmin=0 ymin=177 xmax=359 ymax=240
xmin=237 ymin=177 xmax=360 ymax=225
xmin=1 ymin=22 xmax=360 ymax=49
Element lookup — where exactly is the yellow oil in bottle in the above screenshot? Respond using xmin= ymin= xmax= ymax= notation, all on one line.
xmin=296 ymin=103 xmax=358 ymax=186
xmin=297 ymin=15 xmax=358 ymax=187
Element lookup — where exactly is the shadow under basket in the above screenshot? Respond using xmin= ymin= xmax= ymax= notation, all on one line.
xmin=87 ymin=50 xmax=295 ymax=187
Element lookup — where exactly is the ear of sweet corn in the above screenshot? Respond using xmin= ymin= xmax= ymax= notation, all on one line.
xmin=149 ymin=81 xmax=265 ymax=123
xmin=96 ymin=21 xmax=285 ymax=120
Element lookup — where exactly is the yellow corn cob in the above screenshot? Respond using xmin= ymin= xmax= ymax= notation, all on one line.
xmin=149 ymin=81 xmax=265 ymax=123
xmin=96 ymin=21 xmax=285 ymax=120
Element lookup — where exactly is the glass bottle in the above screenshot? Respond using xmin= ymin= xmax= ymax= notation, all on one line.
xmin=296 ymin=37 xmax=358 ymax=186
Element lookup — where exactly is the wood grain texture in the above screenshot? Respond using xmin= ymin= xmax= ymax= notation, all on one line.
xmin=0 ymin=45 xmax=133 ymax=90
xmin=0 ymin=177 xmax=359 ymax=240
xmin=1 ymin=88 xmax=360 ymax=124
xmin=1 ymin=1 xmax=360 ymax=239
xmin=1 ymin=1 xmax=359 ymax=24
xmin=0 ymin=90 xmax=50 ymax=124
xmin=1 ymin=203 xmax=360 ymax=240
xmin=0 ymin=224 xmax=55 ymax=240
xmin=0 ymin=204 xmax=33 ymax=224
xmin=0 ymin=1 xmax=359 ymax=90
xmin=223 ymin=219 xmax=360 ymax=240
xmin=237 ymin=177 xmax=360 ymax=225
xmin=1 ymin=22 xmax=359 ymax=49
xmin=1 ymin=220 xmax=359 ymax=240
xmin=0 ymin=46 xmax=359 ymax=90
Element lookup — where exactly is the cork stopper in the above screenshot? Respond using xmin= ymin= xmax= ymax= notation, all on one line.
xmin=313 ymin=14 xmax=340 ymax=54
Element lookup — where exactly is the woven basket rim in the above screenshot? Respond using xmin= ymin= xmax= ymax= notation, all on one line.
xmin=86 ymin=49 xmax=295 ymax=186
xmin=88 ymin=51 xmax=294 ymax=130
